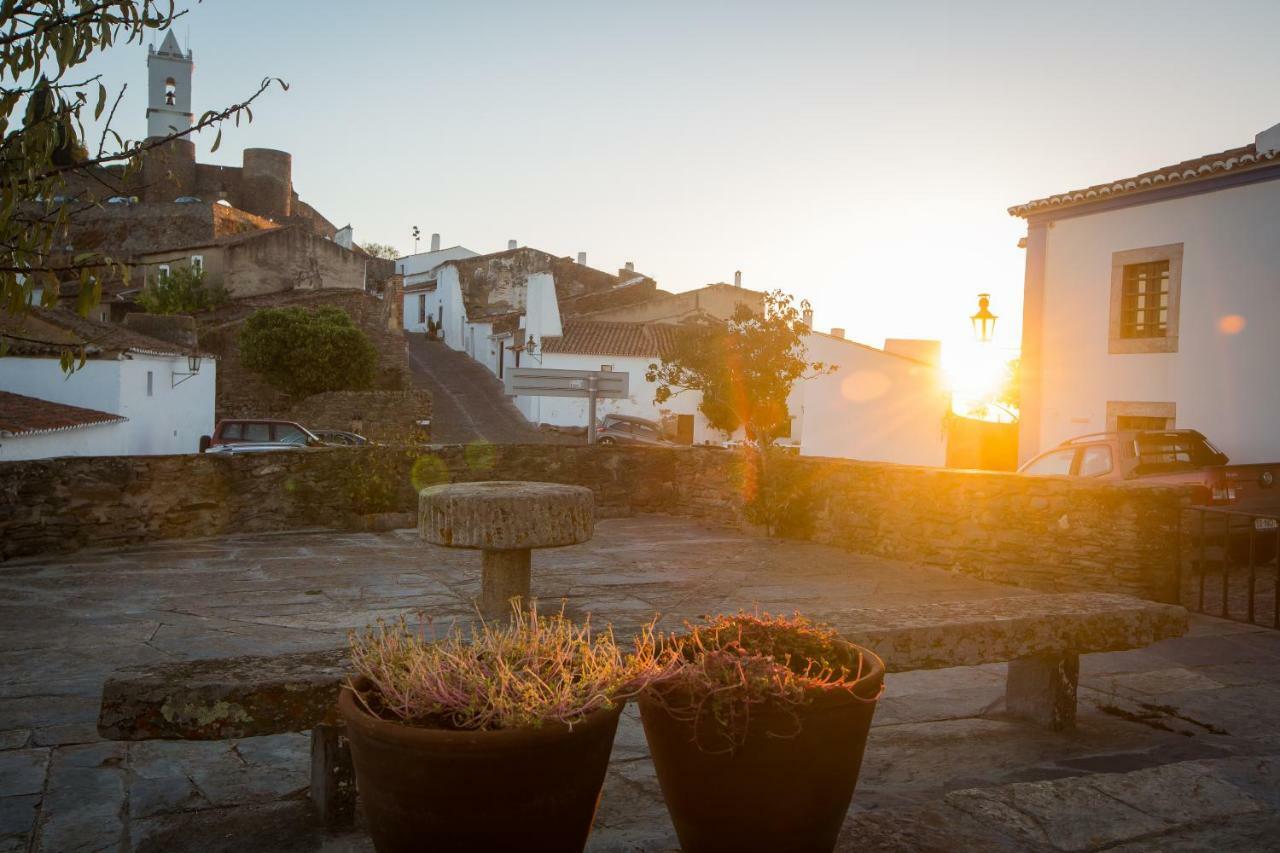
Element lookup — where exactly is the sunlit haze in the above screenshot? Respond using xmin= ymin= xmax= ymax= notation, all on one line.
xmin=72 ymin=0 xmax=1280 ymax=379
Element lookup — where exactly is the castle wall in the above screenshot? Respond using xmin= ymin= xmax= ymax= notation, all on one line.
xmin=240 ymin=148 xmax=293 ymax=221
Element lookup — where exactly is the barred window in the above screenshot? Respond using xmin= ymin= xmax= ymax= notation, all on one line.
xmin=1119 ymin=261 xmax=1170 ymax=338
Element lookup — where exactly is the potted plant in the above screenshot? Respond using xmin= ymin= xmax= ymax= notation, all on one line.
xmin=339 ymin=605 xmax=665 ymax=852
xmin=639 ymin=611 xmax=885 ymax=853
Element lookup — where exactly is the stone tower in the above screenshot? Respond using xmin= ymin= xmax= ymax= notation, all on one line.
xmin=146 ymin=31 xmax=193 ymax=139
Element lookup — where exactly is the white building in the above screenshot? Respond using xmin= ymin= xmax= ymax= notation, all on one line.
xmin=0 ymin=391 xmax=130 ymax=461
xmin=790 ymin=331 xmax=949 ymax=465
xmin=398 ymin=237 xmax=480 ymax=334
xmin=0 ymin=309 xmax=215 ymax=457
xmin=1012 ymin=121 xmax=1280 ymax=464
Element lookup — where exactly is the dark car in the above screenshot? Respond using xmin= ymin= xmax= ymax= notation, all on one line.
xmin=1020 ymin=429 xmax=1278 ymax=562
xmin=312 ymin=429 xmax=368 ymax=447
xmin=201 ymin=419 xmax=323 ymax=452
xmin=595 ymin=414 xmax=673 ymax=447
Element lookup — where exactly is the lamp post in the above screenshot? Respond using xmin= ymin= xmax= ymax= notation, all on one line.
xmin=970 ymin=293 xmax=997 ymax=343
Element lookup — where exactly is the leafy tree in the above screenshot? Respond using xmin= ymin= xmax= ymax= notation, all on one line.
xmin=239 ymin=306 xmax=377 ymax=397
xmin=362 ymin=242 xmax=400 ymax=260
xmin=0 ymin=1 xmax=286 ymax=346
xmin=646 ymin=290 xmax=831 ymax=447
xmin=135 ymin=265 xmax=226 ymax=314
xmin=964 ymin=357 xmax=1020 ymax=422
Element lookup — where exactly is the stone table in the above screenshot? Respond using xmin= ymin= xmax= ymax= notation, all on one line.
xmin=418 ymin=481 xmax=594 ymax=618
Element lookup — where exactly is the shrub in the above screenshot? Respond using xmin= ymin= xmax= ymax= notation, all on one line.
xmin=645 ymin=611 xmax=882 ymax=752
xmin=347 ymin=603 xmax=671 ymax=731
xmin=738 ymin=447 xmax=819 ymax=538
xmin=239 ymin=305 xmax=377 ymax=397
xmin=137 ymin=266 xmax=228 ymax=314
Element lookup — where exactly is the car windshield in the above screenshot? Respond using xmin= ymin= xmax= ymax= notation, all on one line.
xmin=1131 ymin=433 xmax=1229 ymax=474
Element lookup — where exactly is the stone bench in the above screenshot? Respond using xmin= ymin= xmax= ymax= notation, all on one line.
xmin=96 ymin=592 xmax=1187 ymax=826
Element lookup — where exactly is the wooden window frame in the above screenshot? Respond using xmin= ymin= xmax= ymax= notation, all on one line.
xmin=1106 ymin=401 xmax=1175 ymax=432
xmin=1108 ymin=244 xmax=1182 ymax=353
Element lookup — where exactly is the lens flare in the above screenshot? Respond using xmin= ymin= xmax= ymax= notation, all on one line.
xmin=1217 ymin=314 xmax=1246 ymax=335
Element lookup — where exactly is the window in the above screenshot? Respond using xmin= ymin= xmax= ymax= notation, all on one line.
xmin=1106 ymin=401 xmax=1175 ymax=433
xmin=243 ymin=423 xmax=271 ymax=442
xmin=418 ymin=294 xmax=426 ymax=324
xmin=190 ymin=255 xmax=204 ymax=274
xmin=1078 ymin=445 xmax=1113 ymax=477
xmin=274 ymin=425 xmax=309 ymax=445
xmin=157 ymin=264 xmax=170 ymax=281
xmin=220 ymin=423 xmax=243 ymax=441
xmin=146 ymin=371 xmax=154 ymax=397
xmin=600 ymin=364 xmax=613 ymax=372
xmin=1109 ymin=244 xmax=1182 ymax=353
xmin=1119 ymin=260 xmax=1169 ymax=338
xmin=1023 ymin=448 xmax=1076 ymax=476
xmin=164 ymin=77 xmax=177 ymax=105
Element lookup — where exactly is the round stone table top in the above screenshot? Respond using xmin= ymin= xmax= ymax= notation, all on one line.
xmin=418 ymin=481 xmax=594 ymax=551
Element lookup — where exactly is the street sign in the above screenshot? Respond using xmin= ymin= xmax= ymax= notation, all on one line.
xmin=504 ymin=368 xmax=629 ymax=399
xmin=504 ymin=368 xmax=631 ymax=444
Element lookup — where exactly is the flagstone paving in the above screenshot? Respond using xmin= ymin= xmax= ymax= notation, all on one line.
xmin=0 ymin=516 xmax=1277 ymax=851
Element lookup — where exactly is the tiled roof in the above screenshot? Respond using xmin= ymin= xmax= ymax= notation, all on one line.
xmin=0 ymin=308 xmax=210 ymax=359
xmin=539 ymin=320 xmax=683 ymax=358
xmin=0 ymin=390 xmax=127 ymax=437
xmin=1009 ymin=142 xmax=1280 ymax=218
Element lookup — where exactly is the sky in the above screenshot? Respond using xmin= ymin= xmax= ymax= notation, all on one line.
xmin=73 ymin=0 xmax=1280 ymax=369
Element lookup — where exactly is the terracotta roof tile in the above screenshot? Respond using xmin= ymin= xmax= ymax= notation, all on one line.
xmin=0 ymin=390 xmax=126 ymax=436
xmin=539 ymin=320 xmax=683 ymax=358
xmin=1009 ymin=142 xmax=1280 ymax=218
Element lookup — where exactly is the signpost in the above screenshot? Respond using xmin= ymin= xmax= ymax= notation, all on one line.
xmin=504 ymin=367 xmax=630 ymax=444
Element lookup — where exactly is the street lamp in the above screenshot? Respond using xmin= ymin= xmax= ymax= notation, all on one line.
xmin=412 ymin=225 xmax=420 ymax=253
xmin=970 ymin=293 xmax=997 ymax=343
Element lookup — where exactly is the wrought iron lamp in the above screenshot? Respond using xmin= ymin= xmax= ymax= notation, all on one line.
xmin=970 ymin=293 xmax=997 ymax=343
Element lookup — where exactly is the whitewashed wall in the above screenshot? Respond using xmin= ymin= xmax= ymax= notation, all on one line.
xmin=792 ymin=333 xmax=949 ymax=466
xmin=1032 ymin=179 xmax=1280 ymax=463
xmin=0 ymin=354 xmax=216 ymax=456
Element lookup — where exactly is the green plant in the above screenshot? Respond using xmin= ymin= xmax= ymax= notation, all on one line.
xmin=136 ymin=266 xmax=227 ymax=314
xmin=646 ymin=291 xmax=832 ymax=446
xmin=347 ymin=603 xmax=671 ymax=731
xmin=239 ymin=305 xmax=377 ymax=397
xmin=645 ymin=611 xmax=882 ymax=753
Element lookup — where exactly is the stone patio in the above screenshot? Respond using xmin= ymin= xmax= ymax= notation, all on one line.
xmin=0 ymin=515 xmax=1277 ymax=851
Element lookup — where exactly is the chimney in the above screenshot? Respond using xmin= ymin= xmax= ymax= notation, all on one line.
xmin=830 ymin=327 xmax=845 ymax=339
xmin=802 ymin=306 xmax=814 ymax=329
xmin=734 ymin=270 xmax=742 ymax=288
xmin=430 ymin=233 xmax=441 ymax=252
xmin=508 ymin=239 xmax=517 ymax=250
xmin=577 ymin=251 xmax=587 ymax=266
xmin=625 ymin=261 xmax=634 ymax=272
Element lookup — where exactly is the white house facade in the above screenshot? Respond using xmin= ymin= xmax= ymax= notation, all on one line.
xmin=1012 ymin=121 xmax=1280 ymax=464
xmin=790 ymin=332 xmax=949 ymax=466
xmin=0 ymin=310 xmax=216 ymax=457
xmin=0 ymin=391 xmax=130 ymax=461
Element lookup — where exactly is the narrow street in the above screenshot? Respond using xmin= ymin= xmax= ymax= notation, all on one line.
xmin=405 ymin=334 xmax=544 ymax=444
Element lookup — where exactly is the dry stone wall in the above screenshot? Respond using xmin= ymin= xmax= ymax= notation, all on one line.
xmin=0 ymin=447 xmax=1191 ymax=602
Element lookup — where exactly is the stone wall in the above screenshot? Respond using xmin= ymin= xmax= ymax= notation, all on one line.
xmin=284 ymin=390 xmax=431 ymax=441
xmin=0 ymin=447 xmax=1192 ymax=602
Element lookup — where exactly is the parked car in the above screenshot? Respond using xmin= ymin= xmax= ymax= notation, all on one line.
xmin=1019 ymin=429 xmax=1278 ymax=563
xmin=174 ymin=196 xmax=203 ymax=204
xmin=312 ymin=429 xmax=368 ymax=447
xmin=595 ymin=414 xmax=673 ymax=446
xmin=203 ymin=442 xmax=310 ymax=455
xmin=201 ymin=419 xmax=324 ymax=452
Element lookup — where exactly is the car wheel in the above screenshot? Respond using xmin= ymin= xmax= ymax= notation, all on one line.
xmin=597 ymin=436 xmax=616 ymax=446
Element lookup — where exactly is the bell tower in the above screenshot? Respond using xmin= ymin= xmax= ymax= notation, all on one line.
xmin=146 ymin=30 xmax=193 ymax=139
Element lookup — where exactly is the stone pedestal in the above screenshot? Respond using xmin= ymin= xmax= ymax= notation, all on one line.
xmin=419 ymin=481 xmax=594 ymax=619
xmin=481 ymin=548 xmax=533 ymax=617
xmin=1006 ymin=651 xmax=1079 ymax=731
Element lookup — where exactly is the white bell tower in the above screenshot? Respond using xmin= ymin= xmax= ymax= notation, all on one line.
xmin=146 ymin=31 xmax=193 ymax=139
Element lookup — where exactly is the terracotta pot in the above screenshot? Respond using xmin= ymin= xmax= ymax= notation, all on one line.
xmin=638 ymin=643 xmax=885 ymax=853
xmin=338 ymin=680 xmax=623 ymax=852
